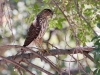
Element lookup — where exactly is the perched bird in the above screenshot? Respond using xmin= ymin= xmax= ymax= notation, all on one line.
xmin=23 ymin=9 xmax=53 ymax=51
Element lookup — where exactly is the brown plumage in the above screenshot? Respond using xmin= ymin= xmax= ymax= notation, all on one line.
xmin=23 ymin=9 xmax=53 ymax=47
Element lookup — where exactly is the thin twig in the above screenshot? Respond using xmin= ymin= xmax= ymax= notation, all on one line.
xmin=17 ymin=68 xmax=22 ymax=75
xmin=0 ymin=45 xmax=61 ymax=74
xmin=4 ymin=2 xmax=15 ymax=43
xmin=69 ymin=54 xmax=87 ymax=74
xmin=24 ymin=59 xmax=54 ymax=75
xmin=52 ymin=0 xmax=80 ymax=46
xmin=0 ymin=56 xmax=35 ymax=75
xmin=73 ymin=0 xmax=97 ymax=36
xmin=23 ymin=47 xmax=62 ymax=75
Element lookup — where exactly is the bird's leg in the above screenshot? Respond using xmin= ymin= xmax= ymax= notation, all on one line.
xmin=37 ymin=38 xmax=49 ymax=55
xmin=38 ymin=43 xmax=49 ymax=55
xmin=37 ymin=44 xmax=44 ymax=55
xmin=42 ymin=46 xmax=49 ymax=54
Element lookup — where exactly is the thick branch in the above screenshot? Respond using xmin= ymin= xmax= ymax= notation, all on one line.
xmin=0 ymin=45 xmax=94 ymax=64
xmin=0 ymin=45 xmax=61 ymax=74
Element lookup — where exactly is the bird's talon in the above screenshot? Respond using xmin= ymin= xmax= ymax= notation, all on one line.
xmin=43 ymin=49 xmax=49 ymax=54
xmin=37 ymin=49 xmax=49 ymax=55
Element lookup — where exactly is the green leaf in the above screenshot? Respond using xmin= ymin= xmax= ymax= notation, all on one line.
xmin=94 ymin=39 xmax=100 ymax=46
xmin=34 ymin=4 xmax=38 ymax=9
xmin=94 ymin=52 xmax=100 ymax=63
xmin=57 ymin=22 xmax=62 ymax=29
xmin=93 ymin=69 xmax=98 ymax=75
xmin=91 ymin=36 xmax=98 ymax=41
xmin=56 ymin=18 xmax=65 ymax=29
xmin=81 ymin=4 xmax=84 ymax=8
xmin=93 ymin=69 xmax=100 ymax=75
xmin=14 ymin=0 xmax=18 ymax=2
xmin=83 ymin=8 xmax=92 ymax=16
xmin=85 ymin=66 xmax=91 ymax=73
xmin=97 ymin=23 xmax=100 ymax=28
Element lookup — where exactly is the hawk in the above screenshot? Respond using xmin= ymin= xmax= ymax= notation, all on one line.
xmin=23 ymin=9 xmax=53 ymax=50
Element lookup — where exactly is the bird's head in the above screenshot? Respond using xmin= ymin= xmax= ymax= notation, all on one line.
xmin=40 ymin=9 xmax=53 ymax=19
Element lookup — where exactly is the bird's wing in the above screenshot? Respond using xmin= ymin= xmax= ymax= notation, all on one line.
xmin=23 ymin=20 xmax=41 ymax=47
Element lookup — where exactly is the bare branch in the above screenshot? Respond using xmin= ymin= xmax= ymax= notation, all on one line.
xmin=24 ymin=59 xmax=54 ymax=75
xmin=0 ymin=45 xmax=61 ymax=74
xmin=0 ymin=55 xmax=35 ymax=75
xmin=0 ymin=0 xmax=4 ymax=25
xmin=0 ymin=45 xmax=94 ymax=63
xmin=17 ymin=68 xmax=23 ymax=75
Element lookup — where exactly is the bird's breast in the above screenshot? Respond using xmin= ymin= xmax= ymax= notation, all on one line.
xmin=38 ymin=20 xmax=48 ymax=39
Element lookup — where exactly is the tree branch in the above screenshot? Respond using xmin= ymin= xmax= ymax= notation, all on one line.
xmin=0 ymin=45 xmax=94 ymax=63
xmin=0 ymin=0 xmax=4 ymax=25
xmin=73 ymin=0 xmax=97 ymax=36
xmin=0 ymin=45 xmax=61 ymax=75
xmin=0 ymin=55 xmax=35 ymax=75
xmin=52 ymin=0 xmax=80 ymax=46
xmin=24 ymin=59 xmax=54 ymax=75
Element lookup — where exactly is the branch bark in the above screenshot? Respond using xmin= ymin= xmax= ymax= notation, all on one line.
xmin=0 ymin=45 xmax=95 ymax=75
xmin=0 ymin=0 xmax=4 ymax=25
xmin=0 ymin=55 xmax=35 ymax=75
xmin=0 ymin=45 xmax=94 ymax=64
xmin=0 ymin=45 xmax=61 ymax=75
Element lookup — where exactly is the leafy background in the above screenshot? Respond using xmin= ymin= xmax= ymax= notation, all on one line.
xmin=0 ymin=0 xmax=100 ymax=75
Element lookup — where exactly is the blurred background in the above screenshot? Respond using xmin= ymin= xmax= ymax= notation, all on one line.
xmin=0 ymin=0 xmax=100 ymax=75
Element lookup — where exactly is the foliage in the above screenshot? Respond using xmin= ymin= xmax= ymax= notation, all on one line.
xmin=0 ymin=0 xmax=100 ymax=75
xmin=91 ymin=24 xmax=100 ymax=75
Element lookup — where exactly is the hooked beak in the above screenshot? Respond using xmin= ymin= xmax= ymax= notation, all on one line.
xmin=47 ymin=14 xmax=53 ymax=19
xmin=50 ymin=13 xmax=53 ymax=18
xmin=47 ymin=11 xmax=53 ymax=19
xmin=50 ymin=14 xmax=52 ymax=18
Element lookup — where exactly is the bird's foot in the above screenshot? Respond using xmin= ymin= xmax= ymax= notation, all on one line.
xmin=37 ymin=49 xmax=49 ymax=61
xmin=38 ymin=48 xmax=49 ymax=56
